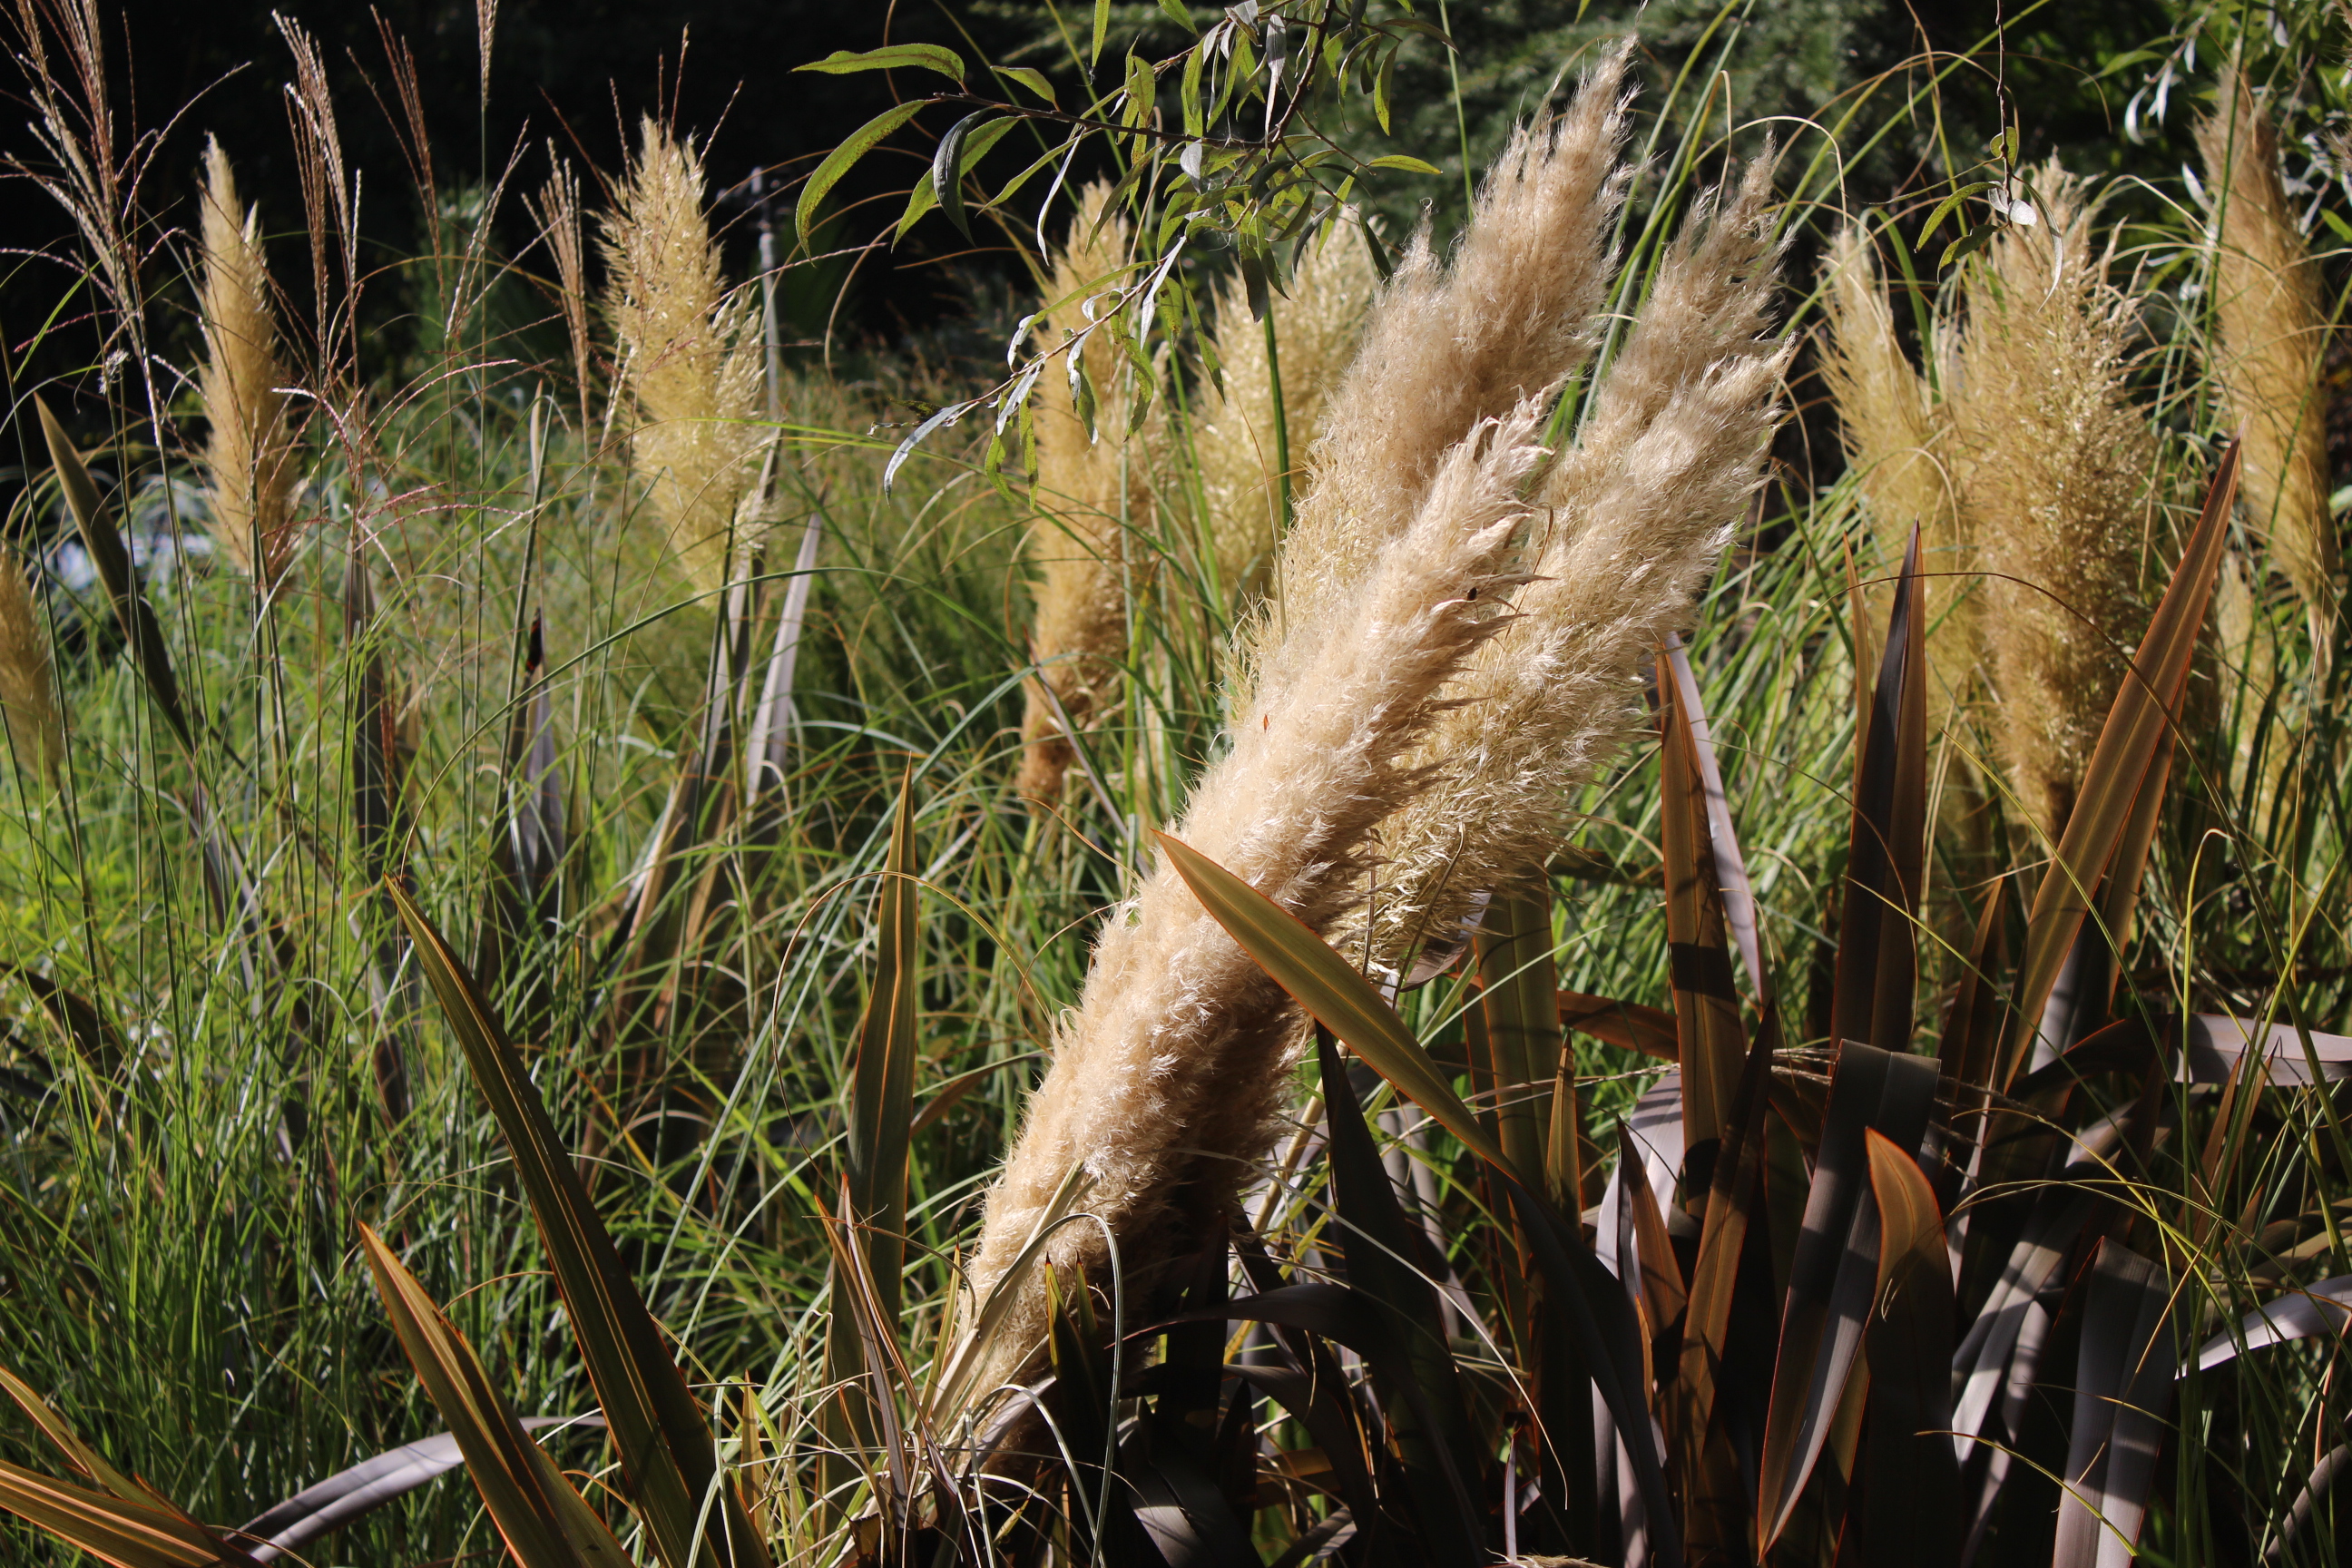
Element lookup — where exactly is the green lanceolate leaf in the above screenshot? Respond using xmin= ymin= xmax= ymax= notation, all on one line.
xmin=795 ymin=44 xmax=964 ymax=81
xmin=383 ymin=883 xmax=769 ymax=1568
xmin=35 ymin=397 xmax=193 ymax=752
xmin=356 ymin=1226 xmax=631 ymax=1568
xmin=1998 ymin=443 xmax=2238 ymax=1091
xmin=1858 ymin=1130 xmax=1959 ymax=1568
xmin=848 ymin=769 xmax=920 ymax=1323
xmin=798 ymin=101 xmax=926 ymax=246
xmin=1830 ymin=525 xmax=1926 ymax=1056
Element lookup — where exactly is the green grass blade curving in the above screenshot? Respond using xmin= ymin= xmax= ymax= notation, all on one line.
xmin=384 ymin=881 xmax=769 ymax=1568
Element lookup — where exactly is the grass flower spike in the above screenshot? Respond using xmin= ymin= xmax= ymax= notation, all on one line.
xmin=603 ymin=118 xmax=769 ymax=597
xmin=194 ymin=137 xmax=299 ymax=587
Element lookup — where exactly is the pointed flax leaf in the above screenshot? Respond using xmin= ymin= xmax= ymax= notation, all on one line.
xmin=1860 ymin=1130 xmax=1960 ymax=1568
xmin=2053 ymin=1240 xmax=2176 ymax=1568
xmin=0 ymin=1462 xmax=241 ymax=1568
xmin=848 ymin=770 xmax=920 ymax=1322
xmin=383 ymin=882 xmax=768 ymax=1568
xmin=1664 ymin=633 xmax=1766 ymax=1003
xmin=35 ymin=397 xmax=193 ymax=750
xmin=1476 ymin=890 xmax=1563 ymax=1190
xmin=1830 ymin=527 xmax=1926 ymax=1054
xmin=1154 ymin=831 xmax=1506 ymax=1173
xmin=357 ymin=1226 xmax=626 ymax=1568
xmin=2000 ymin=444 xmax=2239 ymax=1091
xmin=1660 ymin=648 xmax=1747 ymax=1147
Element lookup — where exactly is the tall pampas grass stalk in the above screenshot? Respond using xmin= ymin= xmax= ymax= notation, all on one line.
xmin=2199 ymin=76 xmax=2337 ymax=656
xmin=603 ymin=118 xmax=769 ymax=597
xmin=1952 ymin=164 xmax=2157 ymax=838
xmin=1362 ymin=154 xmax=1790 ymax=968
xmin=1190 ymin=220 xmax=1378 ymax=600
xmin=195 ymin=137 xmax=299 ymax=588
xmin=1016 ymin=183 xmax=1158 ymax=805
xmin=965 ymin=405 xmax=1550 ymax=1408
xmin=959 ymin=62 xmax=1788 ymax=1411
xmin=0 ymin=554 xmax=63 ymax=786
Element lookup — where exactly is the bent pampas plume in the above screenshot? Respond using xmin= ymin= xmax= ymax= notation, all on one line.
xmin=603 ymin=119 xmax=768 ymax=597
xmin=1365 ymin=153 xmax=1789 ymax=967
xmin=1191 ymin=222 xmax=1379 ymax=599
xmin=1016 ymin=184 xmax=1158 ymax=805
xmin=960 ymin=55 xmax=1788 ymax=1412
xmin=0 ymin=554 xmax=63 ymax=785
xmin=195 ymin=138 xmax=299 ymax=587
xmin=2199 ymin=79 xmax=2337 ymax=654
xmin=1952 ymin=165 xmax=2157 ymax=838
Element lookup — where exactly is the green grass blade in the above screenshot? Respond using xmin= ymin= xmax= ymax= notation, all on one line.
xmin=383 ymin=882 xmax=769 ymax=1568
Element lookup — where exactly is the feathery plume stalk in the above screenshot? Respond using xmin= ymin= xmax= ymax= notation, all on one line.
xmin=194 ymin=138 xmax=299 ymax=587
xmin=528 ymin=154 xmax=593 ymax=437
xmin=1952 ymin=164 xmax=2157 ymax=837
xmin=1016 ymin=183 xmax=1160 ymax=804
xmin=602 ymin=119 xmax=769 ymax=597
xmin=1818 ymin=226 xmax=1972 ymax=696
xmin=966 ymin=406 xmax=1549 ymax=1406
xmin=1361 ymin=154 xmax=1790 ymax=967
xmin=1191 ymin=221 xmax=1379 ymax=599
xmin=1261 ymin=40 xmax=1632 ymax=654
xmin=0 ymin=554 xmax=63 ymax=785
xmin=2199 ymin=78 xmax=2337 ymax=653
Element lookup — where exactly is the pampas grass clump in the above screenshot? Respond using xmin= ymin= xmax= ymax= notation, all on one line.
xmin=195 ymin=138 xmax=299 ymax=587
xmin=2199 ymin=77 xmax=2337 ymax=653
xmin=960 ymin=42 xmax=1789 ymax=1407
xmin=1016 ymin=183 xmax=1160 ymax=805
xmin=603 ymin=119 xmax=769 ymax=598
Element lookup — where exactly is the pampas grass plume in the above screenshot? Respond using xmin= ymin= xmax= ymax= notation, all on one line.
xmin=603 ymin=119 xmax=768 ymax=597
xmin=2199 ymin=78 xmax=2337 ymax=653
xmin=1017 ymin=183 xmax=1158 ymax=804
xmin=1953 ymin=164 xmax=2156 ymax=837
xmin=196 ymin=137 xmax=299 ymax=587
xmin=0 ymin=554 xmax=63 ymax=786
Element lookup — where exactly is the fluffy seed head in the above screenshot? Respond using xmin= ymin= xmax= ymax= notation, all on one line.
xmin=602 ymin=119 xmax=769 ymax=596
xmin=1951 ymin=164 xmax=2157 ymax=837
xmin=195 ymin=137 xmax=299 ymax=586
xmin=1017 ymin=183 xmax=1161 ymax=804
xmin=2198 ymin=78 xmax=2337 ymax=652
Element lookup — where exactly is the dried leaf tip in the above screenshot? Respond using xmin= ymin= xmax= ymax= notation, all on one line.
xmin=195 ymin=137 xmax=299 ymax=588
xmin=0 ymin=554 xmax=64 ymax=787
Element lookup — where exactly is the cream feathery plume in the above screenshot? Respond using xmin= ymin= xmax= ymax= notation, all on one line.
xmin=0 ymin=553 xmax=64 ymax=785
xmin=1016 ymin=183 xmax=1160 ymax=805
xmin=195 ymin=137 xmax=299 ymax=587
xmin=964 ymin=405 xmax=1550 ymax=1406
xmin=602 ymin=118 xmax=768 ymax=597
xmin=1259 ymin=40 xmax=1634 ymax=659
xmin=1191 ymin=220 xmax=1379 ymax=599
xmin=1952 ymin=163 xmax=2157 ymax=838
xmin=1362 ymin=155 xmax=1790 ymax=966
xmin=1818 ymin=226 xmax=1974 ymax=693
xmin=2198 ymin=77 xmax=2337 ymax=655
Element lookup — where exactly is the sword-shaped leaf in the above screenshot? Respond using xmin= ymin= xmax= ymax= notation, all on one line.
xmin=1858 ymin=1129 xmax=1960 ymax=1568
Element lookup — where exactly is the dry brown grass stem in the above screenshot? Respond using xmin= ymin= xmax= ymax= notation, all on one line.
xmin=1016 ymin=183 xmax=1161 ymax=805
xmin=0 ymin=554 xmax=63 ymax=786
xmin=965 ymin=406 xmax=1549 ymax=1406
xmin=2199 ymin=78 xmax=2337 ymax=655
xmin=195 ymin=139 xmax=299 ymax=587
xmin=1259 ymin=39 xmax=1633 ymax=665
xmin=1953 ymin=163 xmax=2158 ymax=838
xmin=602 ymin=119 xmax=769 ymax=597
xmin=1191 ymin=222 xmax=1379 ymax=599
xmin=1361 ymin=153 xmax=1790 ymax=966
